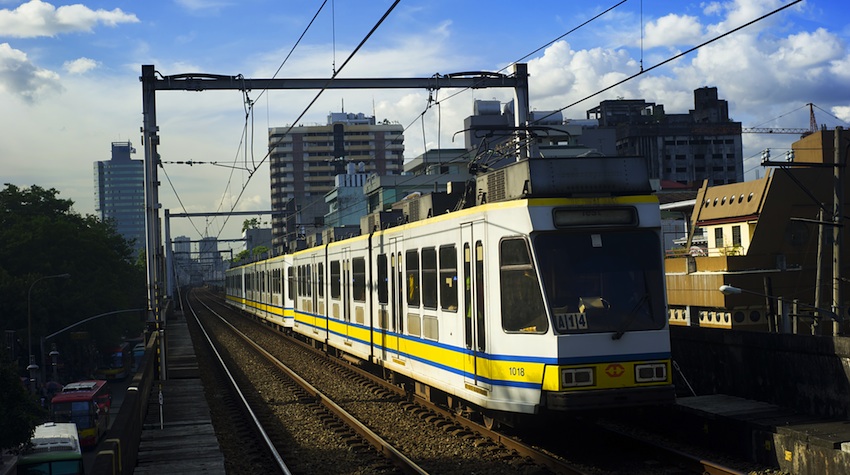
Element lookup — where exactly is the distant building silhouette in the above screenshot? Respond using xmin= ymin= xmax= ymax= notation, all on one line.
xmin=586 ymin=87 xmax=743 ymax=186
xmin=94 ymin=141 xmax=145 ymax=255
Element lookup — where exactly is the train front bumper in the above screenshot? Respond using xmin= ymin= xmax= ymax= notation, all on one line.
xmin=545 ymin=384 xmax=676 ymax=411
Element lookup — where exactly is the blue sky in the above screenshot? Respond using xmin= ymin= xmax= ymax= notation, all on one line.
xmin=2 ymin=0 xmax=849 ymax=245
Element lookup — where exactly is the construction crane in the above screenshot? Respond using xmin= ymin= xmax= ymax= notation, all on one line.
xmin=742 ymin=103 xmax=818 ymax=135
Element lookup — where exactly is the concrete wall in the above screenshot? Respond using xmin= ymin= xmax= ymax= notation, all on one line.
xmin=670 ymin=326 xmax=850 ymax=419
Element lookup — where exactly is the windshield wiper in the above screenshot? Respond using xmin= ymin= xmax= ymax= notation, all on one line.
xmin=612 ymin=291 xmax=651 ymax=340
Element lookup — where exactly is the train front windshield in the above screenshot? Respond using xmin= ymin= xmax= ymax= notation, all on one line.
xmin=534 ymin=231 xmax=667 ymax=335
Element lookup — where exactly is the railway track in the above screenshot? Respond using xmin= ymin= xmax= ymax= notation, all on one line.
xmin=188 ymin=290 xmax=405 ymax=474
xmin=193 ymin=288 xmax=773 ymax=474
xmin=183 ymin=291 xmax=291 ymax=474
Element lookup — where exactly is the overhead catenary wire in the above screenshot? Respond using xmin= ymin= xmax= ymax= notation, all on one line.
xmin=530 ymin=0 xmax=803 ymax=125
xmin=187 ymin=0 xmax=622 ymax=244
xmin=297 ymin=1 xmax=808 ymax=240
xmin=213 ymin=0 xmax=402 ymax=242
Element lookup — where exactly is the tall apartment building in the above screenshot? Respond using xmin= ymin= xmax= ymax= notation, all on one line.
xmin=94 ymin=141 xmax=145 ymax=255
xmin=268 ymin=112 xmax=404 ymax=253
xmin=586 ymin=87 xmax=743 ymax=186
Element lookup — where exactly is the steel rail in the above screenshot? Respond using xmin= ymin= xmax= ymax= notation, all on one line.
xmin=194 ymin=295 xmax=429 ymax=475
xmin=185 ymin=295 xmax=292 ymax=474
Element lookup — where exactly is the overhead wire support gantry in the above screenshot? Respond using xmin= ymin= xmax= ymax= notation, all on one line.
xmin=139 ymin=63 xmax=530 ymax=351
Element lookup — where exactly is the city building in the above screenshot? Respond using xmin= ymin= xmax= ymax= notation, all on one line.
xmin=587 ymin=86 xmax=744 ymax=186
xmin=664 ymin=128 xmax=849 ymax=335
xmin=268 ymin=112 xmax=404 ymax=254
xmin=94 ymin=141 xmax=145 ymax=255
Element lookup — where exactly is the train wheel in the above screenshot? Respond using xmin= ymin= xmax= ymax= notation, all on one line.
xmin=446 ymin=396 xmax=464 ymax=417
xmin=482 ymin=414 xmax=499 ymax=430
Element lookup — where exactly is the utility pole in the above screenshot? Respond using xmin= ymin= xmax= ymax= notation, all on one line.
xmin=833 ymin=126 xmax=844 ymax=335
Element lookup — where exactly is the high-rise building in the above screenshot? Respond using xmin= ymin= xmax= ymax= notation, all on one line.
xmin=268 ymin=112 xmax=404 ymax=253
xmin=94 ymin=141 xmax=145 ymax=255
xmin=586 ymin=87 xmax=743 ymax=186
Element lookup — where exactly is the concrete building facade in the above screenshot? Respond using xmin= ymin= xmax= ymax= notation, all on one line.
xmin=268 ymin=112 xmax=404 ymax=254
xmin=94 ymin=141 xmax=145 ymax=255
xmin=587 ymin=87 xmax=744 ymax=186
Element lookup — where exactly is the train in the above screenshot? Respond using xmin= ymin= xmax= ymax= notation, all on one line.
xmin=225 ymin=155 xmax=675 ymax=427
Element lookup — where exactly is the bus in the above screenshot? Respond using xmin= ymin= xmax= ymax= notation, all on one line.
xmin=16 ymin=422 xmax=84 ymax=475
xmin=95 ymin=342 xmax=131 ymax=380
xmin=51 ymin=380 xmax=111 ymax=449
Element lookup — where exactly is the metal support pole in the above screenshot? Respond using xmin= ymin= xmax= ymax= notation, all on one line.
xmin=165 ymin=209 xmax=173 ymax=300
xmin=833 ymin=126 xmax=844 ymax=335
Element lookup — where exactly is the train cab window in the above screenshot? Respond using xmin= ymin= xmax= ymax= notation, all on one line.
xmin=405 ymin=250 xmax=420 ymax=307
xmin=439 ymin=245 xmax=458 ymax=312
xmin=330 ymin=260 xmax=341 ymax=299
xmin=352 ymin=257 xmax=366 ymax=302
xmin=534 ymin=231 xmax=666 ymax=335
xmin=499 ymin=238 xmax=548 ymax=334
xmin=377 ymin=254 xmax=388 ymax=304
xmin=287 ymin=267 xmax=294 ymax=300
xmin=422 ymin=248 xmax=437 ymax=309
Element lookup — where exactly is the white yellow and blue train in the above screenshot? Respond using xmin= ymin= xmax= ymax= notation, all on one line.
xmin=225 ymin=155 xmax=675 ymax=426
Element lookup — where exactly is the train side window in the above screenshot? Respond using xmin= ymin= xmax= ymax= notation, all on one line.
xmin=422 ymin=247 xmax=437 ymax=309
xmin=317 ymin=263 xmax=324 ymax=298
xmin=475 ymin=241 xmax=486 ymax=351
xmin=439 ymin=245 xmax=458 ymax=312
xmin=287 ymin=267 xmax=294 ymax=300
xmin=464 ymin=244 xmax=472 ymax=349
xmin=306 ymin=264 xmax=312 ymax=297
xmin=405 ymin=250 xmax=420 ymax=307
xmin=499 ymin=237 xmax=548 ymax=334
xmin=352 ymin=257 xmax=366 ymax=302
xmin=377 ymin=253 xmax=388 ymax=304
xmin=330 ymin=260 xmax=341 ymax=299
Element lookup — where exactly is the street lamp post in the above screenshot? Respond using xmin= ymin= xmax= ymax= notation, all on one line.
xmin=27 ymin=273 xmax=70 ymax=393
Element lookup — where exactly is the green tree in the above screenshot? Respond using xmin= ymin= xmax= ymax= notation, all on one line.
xmin=242 ymin=217 xmax=261 ymax=232
xmin=0 ymin=351 xmax=46 ymax=453
xmin=232 ymin=249 xmax=250 ymax=264
xmin=252 ymin=245 xmax=270 ymax=259
xmin=0 ymin=184 xmax=146 ymax=443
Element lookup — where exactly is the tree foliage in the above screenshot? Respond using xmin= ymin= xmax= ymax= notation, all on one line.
xmin=0 ymin=184 xmax=146 ymax=448
xmin=0 ymin=351 xmax=46 ymax=453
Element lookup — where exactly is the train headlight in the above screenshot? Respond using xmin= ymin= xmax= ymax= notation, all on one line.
xmin=634 ymin=363 xmax=667 ymax=383
xmin=561 ymin=367 xmax=595 ymax=388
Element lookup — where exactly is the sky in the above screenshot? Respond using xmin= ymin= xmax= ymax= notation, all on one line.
xmin=2 ymin=0 xmax=849 ymax=250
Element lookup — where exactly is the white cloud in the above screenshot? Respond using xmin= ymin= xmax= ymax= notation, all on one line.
xmin=63 ymin=57 xmax=98 ymax=74
xmin=771 ymin=28 xmax=844 ymax=69
xmin=644 ymin=14 xmax=704 ymax=48
xmin=0 ymin=0 xmax=138 ymax=38
xmin=833 ymin=106 xmax=850 ymax=123
xmin=0 ymin=42 xmax=61 ymax=101
xmin=175 ymin=0 xmax=234 ymax=16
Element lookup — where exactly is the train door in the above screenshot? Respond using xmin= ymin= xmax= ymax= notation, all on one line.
xmin=461 ymin=221 xmax=491 ymax=392
xmin=389 ymin=238 xmax=405 ymax=363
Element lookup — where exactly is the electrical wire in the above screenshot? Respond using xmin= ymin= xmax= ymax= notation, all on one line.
xmin=530 ymin=0 xmax=803 ymax=125
xmin=213 ymin=0 xmax=402 ymax=241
